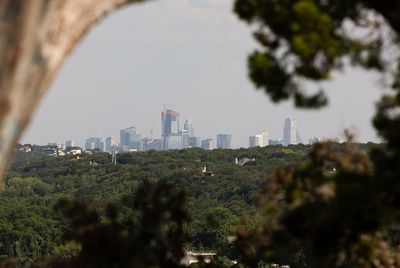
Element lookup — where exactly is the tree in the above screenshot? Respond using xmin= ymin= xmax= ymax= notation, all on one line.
xmin=232 ymin=1 xmax=400 ymax=267
xmin=0 ymin=0 xmax=145 ymax=188
xmin=49 ymin=182 xmax=188 ymax=268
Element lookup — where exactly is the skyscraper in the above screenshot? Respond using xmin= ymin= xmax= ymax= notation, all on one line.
xmin=189 ymin=137 xmax=201 ymax=148
xmin=201 ymin=139 xmax=214 ymax=150
xmin=283 ymin=117 xmax=297 ymax=146
xmin=181 ymin=129 xmax=189 ymax=149
xmin=106 ymin=137 xmax=112 ymax=153
xmin=120 ymin=127 xmax=142 ymax=151
xmin=216 ymin=134 xmax=232 ymax=149
xmin=85 ymin=137 xmax=104 ymax=151
xmin=143 ymin=139 xmax=162 ymax=151
xmin=183 ymin=119 xmax=194 ymax=137
xmin=249 ymin=132 xmax=269 ymax=148
xmin=65 ymin=140 xmax=75 ymax=148
xmin=161 ymin=110 xmax=180 ymax=150
xmin=105 ymin=137 xmax=118 ymax=153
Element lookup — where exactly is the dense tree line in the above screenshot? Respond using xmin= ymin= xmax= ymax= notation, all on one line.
xmin=0 ymin=143 xmax=379 ymax=267
xmin=1 ymin=145 xmax=323 ymax=265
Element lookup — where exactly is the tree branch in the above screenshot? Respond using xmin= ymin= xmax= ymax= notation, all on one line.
xmin=0 ymin=0 xmax=146 ymax=187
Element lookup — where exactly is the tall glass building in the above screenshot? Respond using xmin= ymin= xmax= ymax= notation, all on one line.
xmin=85 ymin=137 xmax=104 ymax=151
xmin=249 ymin=132 xmax=269 ymax=148
xmin=283 ymin=117 xmax=297 ymax=146
xmin=216 ymin=134 xmax=232 ymax=149
xmin=120 ymin=127 xmax=142 ymax=151
xmin=183 ymin=119 xmax=194 ymax=137
xmin=161 ymin=110 xmax=180 ymax=150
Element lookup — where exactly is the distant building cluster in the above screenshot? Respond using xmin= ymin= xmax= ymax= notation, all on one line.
xmin=24 ymin=109 xmax=344 ymax=153
xmin=75 ymin=109 xmax=234 ymax=153
xmin=16 ymin=143 xmax=82 ymax=156
xmin=249 ymin=132 xmax=269 ymax=148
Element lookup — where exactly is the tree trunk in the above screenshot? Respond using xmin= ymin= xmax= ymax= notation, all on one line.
xmin=0 ymin=0 xmax=144 ymax=189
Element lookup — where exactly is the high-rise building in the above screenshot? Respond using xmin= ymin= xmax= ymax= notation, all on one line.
xmin=165 ymin=134 xmax=182 ymax=150
xmin=85 ymin=137 xmax=104 ymax=151
xmin=269 ymin=139 xmax=284 ymax=145
xmin=105 ymin=137 xmax=118 ymax=153
xmin=143 ymin=138 xmax=162 ymax=151
xmin=249 ymin=132 xmax=269 ymax=148
xmin=216 ymin=134 xmax=232 ymax=149
xmin=181 ymin=129 xmax=189 ymax=149
xmin=120 ymin=127 xmax=142 ymax=152
xmin=189 ymin=137 xmax=201 ymax=148
xmin=249 ymin=136 xmax=257 ymax=148
xmin=183 ymin=119 xmax=194 ymax=137
xmin=164 ymin=130 xmax=189 ymax=150
xmin=65 ymin=140 xmax=75 ymax=148
xmin=106 ymin=137 xmax=112 ymax=153
xmin=296 ymin=131 xmax=303 ymax=144
xmin=201 ymin=139 xmax=214 ymax=150
xmin=283 ymin=117 xmax=297 ymax=146
xmin=161 ymin=110 xmax=180 ymax=150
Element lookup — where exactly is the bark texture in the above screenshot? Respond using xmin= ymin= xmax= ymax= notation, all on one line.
xmin=0 ymin=0 xmax=144 ymax=188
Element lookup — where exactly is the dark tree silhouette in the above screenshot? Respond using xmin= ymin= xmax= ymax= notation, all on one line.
xmin=232 ymin=1 xmax=400 ymax=267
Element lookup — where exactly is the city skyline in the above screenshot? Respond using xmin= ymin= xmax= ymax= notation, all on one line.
xmin=23 ymin=108 xmax=346 ymax=151
xmin=20 ymin=0 xmax=382 ymax=148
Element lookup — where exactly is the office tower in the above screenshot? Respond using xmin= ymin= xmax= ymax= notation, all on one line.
xmin=85 ymin=137 xmax=104 ymax=151
xmin=163 ymin=130 xmax=189 ymax=150
xmin=105 ymin=137 xmax=118 ymax=153
xmin=181 ymin=129 xmax=189 ymax=149
xmin=296 ymin=131 xmax=303 ymax=144
xmin=249 ymin=132 xmax=269 ymax=148
xmin=249 ymin=136 xmax=257 ymax=148
xmin=189 ymin=137 xmax=201 ymax=148
xmin=201 ymin=139 xmax=214 ymax=150
xmin=216 ymin=134 xmax=232 ymax=149
xmin=65 ymin=140 xmax=75 ymax=148
xmin=106 ymin=137 xmax=112 ymax=153
xmin=165 ymin=134 xmax=181 ymax=150
xmin=269 ymin=139 xmax=284 ymax=146
xmin=161 ymin=110 xmax=180 ymax=150
xmin=184 ymin=119 xmax=194 ymax=137
xmin=141 ymin=137 xmax=151 ymax=151
xmin=143 ymin=139 xmax=162 ymax=151
xmin=260 ymin=132 xmax=269 ymax=146
xmin=120 ymin=127 xmax=142 ymax=152
xmin=283 ymin=117 xmax=297 ymax=146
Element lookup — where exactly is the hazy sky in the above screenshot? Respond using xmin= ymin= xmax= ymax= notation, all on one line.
xmin=22 ymin=0 xmax=385 ymax=148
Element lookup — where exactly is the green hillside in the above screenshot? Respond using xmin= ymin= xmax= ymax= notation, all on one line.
xmin=1 ymin=145 xmax=325 ymax=264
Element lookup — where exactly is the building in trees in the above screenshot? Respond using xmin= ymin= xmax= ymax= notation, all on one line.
xmin=283 ymin=117 xmax=297 ymax=146
xmin=183 ymin=119 xmax=194 ymax=137
xmin=65 ymin=140 xmax=75 ymax=148
xmin=189 ymin=137 xmax=201 ymax=148
xmin=120 ymin=127 xmax=142 ymax=152
xmin=105 ymin=137 xmax=118 ymax=153
xmin=216 ymin=134 xmax=232 ymax=149
xmin=201 ymin=139 xmax=214 ymax=150
xmin=249 ymin=132 xmax=269 ymax=148
xmin=161 ymin=110 xmax=180 ymax=150
xmin=85 ymin=137 xmax=104 ymax=151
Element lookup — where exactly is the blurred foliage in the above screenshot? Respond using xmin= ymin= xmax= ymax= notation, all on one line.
xmin=231 ymin=0 xmax=400 ymax=267
xmin=49 ymin=182 xmax=188 ymax=268
xmin=233 ymin=0 xmax=396 ymax=108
